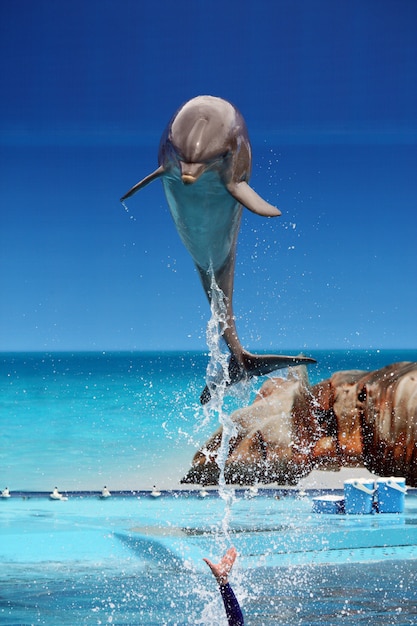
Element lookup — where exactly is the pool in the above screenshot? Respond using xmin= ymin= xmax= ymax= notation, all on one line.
xmin=1 ymin=489 xmax=417 ymax=625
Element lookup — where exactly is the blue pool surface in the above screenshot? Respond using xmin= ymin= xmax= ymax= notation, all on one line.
xmin=1 ymin=489 xmax=417 ymax=625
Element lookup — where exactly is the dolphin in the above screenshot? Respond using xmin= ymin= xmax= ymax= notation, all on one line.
xmin=121 ymin=96 xmax=315 ymax=403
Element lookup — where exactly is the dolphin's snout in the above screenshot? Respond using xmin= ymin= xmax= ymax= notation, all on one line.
xmin=180 ymin=162 xmax=205 ymax=185
xmin=181 ymin=174 xmax=197 ymax=185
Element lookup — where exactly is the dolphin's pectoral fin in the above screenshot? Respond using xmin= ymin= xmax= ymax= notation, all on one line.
xmin=199 ymin=352 xmax=316 ymax=404
xmin=120 ymin=166 xmax=165 ymax=201
xmin=226 ymin=181 xmax=281 ymax=217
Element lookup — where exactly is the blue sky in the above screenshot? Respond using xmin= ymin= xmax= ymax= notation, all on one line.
xmin=1 ymin=0 xmax=416 ymax=352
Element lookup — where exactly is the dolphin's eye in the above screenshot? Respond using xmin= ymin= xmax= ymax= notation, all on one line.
xmin=208 ymin=152 xmax=230 ymax=166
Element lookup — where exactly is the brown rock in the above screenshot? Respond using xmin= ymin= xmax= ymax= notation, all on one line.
xmin=357 ymin=362 xmax=417 ymax=482
xmin=181 ymin=361 xmax=417 ymax=487
xmin=182 ymin=366 xmax=320 ymax=485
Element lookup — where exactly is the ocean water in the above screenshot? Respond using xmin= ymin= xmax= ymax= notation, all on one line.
xmin=0 ymin=349 xmax=415 ymax=492
xmin=1 ymin=349 xmax=417 ymax=625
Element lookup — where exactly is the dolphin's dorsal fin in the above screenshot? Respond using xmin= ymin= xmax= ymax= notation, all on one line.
xmin=227 ymin=181 xmax=281 ymax=217
xmin=121 ymin=166 xmax=165 ymax=201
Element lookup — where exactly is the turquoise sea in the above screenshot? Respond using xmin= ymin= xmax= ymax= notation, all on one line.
xmin=1 ymin=349 xmax=415 ymax=492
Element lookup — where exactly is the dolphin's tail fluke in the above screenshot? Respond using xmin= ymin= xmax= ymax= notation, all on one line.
xmin=200 ymin=351 xmax=316 ymax=405
xmin=241 ymin=351 xmax=316 ymax=377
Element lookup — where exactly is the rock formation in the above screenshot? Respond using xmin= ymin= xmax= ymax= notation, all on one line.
xmin=181 ymin=361 xmax=417 ymax=487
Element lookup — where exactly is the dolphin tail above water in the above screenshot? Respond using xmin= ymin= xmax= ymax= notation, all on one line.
xmin=200 ymin=350 xmax=316 ymax=405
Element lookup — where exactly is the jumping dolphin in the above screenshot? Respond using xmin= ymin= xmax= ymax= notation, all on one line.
xmin=121 ymin=96 xmax=315 ymax=403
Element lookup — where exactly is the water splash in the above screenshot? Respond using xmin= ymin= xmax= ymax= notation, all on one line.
xmin=121 ymin=200 xmax=136 ymax=221
xmin=201 ymin=272 xmax=245 ymax=545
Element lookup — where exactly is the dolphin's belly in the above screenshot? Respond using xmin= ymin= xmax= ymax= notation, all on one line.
xmin=162 ymin=170 xmax=242 ymax=272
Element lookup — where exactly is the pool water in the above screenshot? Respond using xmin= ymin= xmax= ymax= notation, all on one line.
xmin=1 ymin=490 xmax=417 ymax=625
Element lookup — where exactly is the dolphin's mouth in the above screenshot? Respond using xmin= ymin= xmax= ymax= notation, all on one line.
xmin=179 ymin=161 xmax=206 ymax=185
xmin=181 ymin=174 xmax=198 ymax=185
